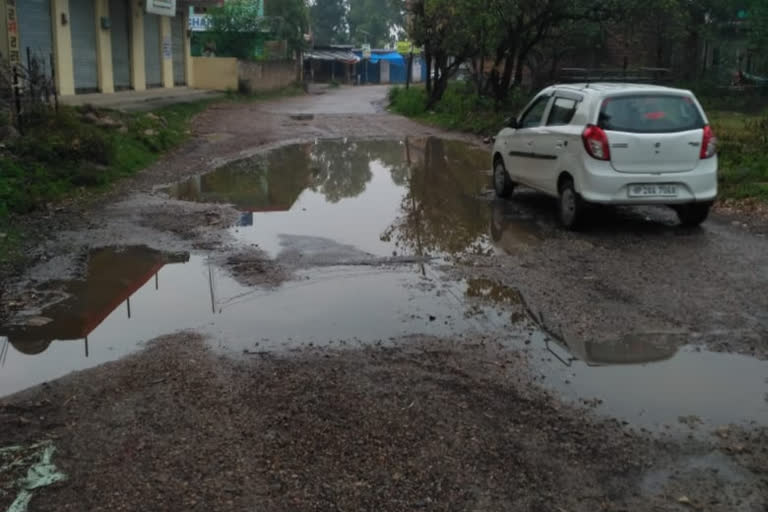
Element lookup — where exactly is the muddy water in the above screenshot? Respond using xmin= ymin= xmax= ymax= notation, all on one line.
xmin=165 ymin=139 xmax=494 ymax=259
xmin=2 ymin=138 xmax=767 ymax=433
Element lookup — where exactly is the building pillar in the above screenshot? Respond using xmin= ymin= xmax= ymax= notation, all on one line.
xmin=95 ymin=0 xmax=113 ymax=93
xmin=160 ymin=15 xmax=173 ymax=88
xmin=130 ymin=0 xmax=145 ymax=91
xmin=0 ymin=2 xmax=10 ymax=63
xmin=51 ymin=0 xmax=75 ymax=95
xmin=183 ymin=10 xmax=194 ymax=87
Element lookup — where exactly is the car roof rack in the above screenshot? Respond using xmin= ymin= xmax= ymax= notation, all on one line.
xmin=559 ymin=67 xmax=673 ymax=86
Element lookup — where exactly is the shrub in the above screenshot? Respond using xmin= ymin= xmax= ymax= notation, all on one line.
xmin=389 ymin=86 xmax=428 ymax=117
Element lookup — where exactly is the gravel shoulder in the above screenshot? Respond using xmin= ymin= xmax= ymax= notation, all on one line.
xmin=479 ymin=193 xmax=768 ymax=360
xmin=2 ymin=332 xmax=764 ymax=512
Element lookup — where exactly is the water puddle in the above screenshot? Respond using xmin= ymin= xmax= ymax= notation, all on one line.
xmin=165 ymin=138 xmax=494 ymax=259
xmin=0 ymin=254 xmax=508 ymax=396
xmin=2 ymin=137 xmax=766 ymax=433
xmin=533 ymin=334 xmax=768 ymax=431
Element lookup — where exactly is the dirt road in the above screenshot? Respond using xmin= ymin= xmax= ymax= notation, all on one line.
xmin=1 ymin=86 xmax=767 ymax=511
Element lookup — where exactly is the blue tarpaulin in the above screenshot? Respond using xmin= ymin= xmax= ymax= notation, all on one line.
xmin=367 ymin=52 xmax=405 ymax=65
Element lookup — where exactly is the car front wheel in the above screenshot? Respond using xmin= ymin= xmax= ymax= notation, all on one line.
xmin=675 ymin=202 xmax=711 ymax=227
xmin=493 ymin=158 xmax=514 ymax=198
xmin=558 ymin=179 xmax=584 ymax=230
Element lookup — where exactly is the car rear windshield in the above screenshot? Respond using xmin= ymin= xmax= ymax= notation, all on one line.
xmin=598 ymin=94 xmax=705 ymax=133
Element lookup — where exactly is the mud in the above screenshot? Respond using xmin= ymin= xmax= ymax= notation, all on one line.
xmin=479 ymin=195 xmax=768 ymax=361
xmin=213 ymin=247 xmax=289 ymax=288
xmin=3 ymin=332 xmax=765 ymax=512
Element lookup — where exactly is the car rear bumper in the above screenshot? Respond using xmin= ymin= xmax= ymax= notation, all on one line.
xmin=577 ymin=158 xmax=718 ymax=205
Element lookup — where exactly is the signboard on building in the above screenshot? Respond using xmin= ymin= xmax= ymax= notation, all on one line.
xmin=146 ymin=0 xmax=176 ymax=17
xmin=162 ymin=36 xmax=172 ymax=59
xmin=189 ymin=13 xmax=213 ymax=31
xmin=396 ymin=41 xmax=413 ymax=54
xmin=362 ymin=44 xmax=371 ymax=59
xmin=5 ymin=0 xmax=19 ymax=66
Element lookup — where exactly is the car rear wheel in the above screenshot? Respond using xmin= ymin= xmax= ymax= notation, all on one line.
xmin=558 ymin=179 xmax=584 ymax=230
xmin=493 ymin=158 xmax=514 ymax=198
xmin=675 ymin=203 xmax=711 ymax=227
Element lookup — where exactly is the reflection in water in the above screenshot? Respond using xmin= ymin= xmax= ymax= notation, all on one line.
xmin=166 ymin=140 xmax=413 ymax=211
xmin=550 ymin=333 xmax=683 ymax=367
xmin=489 ymin=201 xmax=542 ymax=254
xmin=382 ymin=137 xmax=492 ymax=258
xmin=167 ymin=144 xmax=314 ymax=212
xmin=167 ymin=138 xmax=494 ymax=260
xmin=0 ymin=247 xmax=189 ymax=356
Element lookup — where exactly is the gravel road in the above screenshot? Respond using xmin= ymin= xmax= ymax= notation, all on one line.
xmin=1 ymin=86 xmax=766 ymax=511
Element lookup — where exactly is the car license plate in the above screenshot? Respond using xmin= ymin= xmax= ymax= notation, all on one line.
xmin=628 ymin=184 xmax=678 ymax=198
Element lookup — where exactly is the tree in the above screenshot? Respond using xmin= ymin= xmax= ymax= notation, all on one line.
xmin=207 ymin=0 xmax=269 ymax=59
xmin=348 ymin=0 xmax=405 ymax=47
xmin=407 ymin=0 xmax=478 ymax=106
xmin=311 ymin=0 xmax=349 ymax=45
xmin=265 ymin=0 xmax=310 ymax=59
xmin=746 ymin=0 xmax=768 ymax=51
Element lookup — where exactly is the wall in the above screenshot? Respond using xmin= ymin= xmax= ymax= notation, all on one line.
xmin=191 ymin=57 xmax=238 ymax=90
xmin=237 ymin=60 xmax=297 ymax=93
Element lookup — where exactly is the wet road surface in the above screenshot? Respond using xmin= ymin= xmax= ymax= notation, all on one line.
xmin=2 ymin=86 xmax=768 ymax=512
xmin=2 ymin=136 xmax=766 ymax=433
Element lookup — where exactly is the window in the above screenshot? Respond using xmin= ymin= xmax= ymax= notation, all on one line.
xmin=598 ymin=95 xmax=705 ymax=134
xmin=519 ymin=95 xmax=551 ymax=129
xmin=547 ymin=97 xmax=578 ymax=126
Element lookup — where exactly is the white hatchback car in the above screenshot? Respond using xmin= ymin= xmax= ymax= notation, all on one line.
xmin=492 ymin=83 xmax=718 ymax=229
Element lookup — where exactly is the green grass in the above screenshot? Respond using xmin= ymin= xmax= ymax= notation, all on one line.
xmin=389 ymin=83 xmax=528 ymax=135
xmin=709 ymin=109 xmax=768 ymax=202
xmin=0 ymin=99 xmax=213 ymax=264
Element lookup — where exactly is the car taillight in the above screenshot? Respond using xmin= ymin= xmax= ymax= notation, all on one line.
xmin=701 ymin=125 xmax=717 ymax=159
xmin=582 ymin=125 xmax=611 ymax=161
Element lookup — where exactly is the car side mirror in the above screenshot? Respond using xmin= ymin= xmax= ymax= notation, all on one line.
xmin=505 ymin=117 xmax=518 ymax=129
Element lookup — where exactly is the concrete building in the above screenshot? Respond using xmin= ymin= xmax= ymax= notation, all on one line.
xmin=0 ymin=0 xmax=215 ymax=97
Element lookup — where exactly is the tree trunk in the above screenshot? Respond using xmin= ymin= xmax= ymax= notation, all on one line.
xmin=513 ymin=54 xmax=526 ymax=87
xmin=425 ymin=48 xmax=433 ymax=93
xmin=495 ymin=52 xmax=516 ymax=102
xmin=406 ymin=52 xmax=414 ymax=89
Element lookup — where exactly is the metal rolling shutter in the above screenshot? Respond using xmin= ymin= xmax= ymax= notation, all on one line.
xmin=17 ymin=0 xmax=53 ymax=75
xmin=144 ymin=13 xmax=162 ymax=87
xmin=171 ymin=14 xmax=186 ymax=85
xmin=109 ymin=0 xmax=131 ymax=89
xmin=70 ymin=0 xmax=99 ymax=92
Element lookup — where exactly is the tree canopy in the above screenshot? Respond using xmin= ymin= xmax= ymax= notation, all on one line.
xmin=310 ymin=0 xmax=405 ymax=47
xmin=265 ymin=0 xmax=310 ymax=58
xmin=310 ymin=0 xmax=349 ymax=45
xmin=407 ymin=0 xmax=768 ymax=107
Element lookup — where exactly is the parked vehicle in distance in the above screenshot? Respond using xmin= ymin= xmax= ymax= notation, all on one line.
xmin=492 ymin=83 xmax=718 ymax=229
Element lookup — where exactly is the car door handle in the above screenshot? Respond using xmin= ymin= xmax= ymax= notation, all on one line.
xmin=526 ymin=141 xmax=534 ymax=147
xmin=555 ymin=140 xmax=568 ymax=149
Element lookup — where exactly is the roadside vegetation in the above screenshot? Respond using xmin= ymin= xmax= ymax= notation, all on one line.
xmin=0 ymin=102 xmax=209 ymax=218
xmin=708 ymin=108 xmax=768 ymax=201
xmin=0 ymin=101 xmax=210 ymax=263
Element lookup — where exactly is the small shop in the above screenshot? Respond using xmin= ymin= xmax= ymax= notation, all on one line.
xmin=303 ymin=47 xmax=360 ymax=84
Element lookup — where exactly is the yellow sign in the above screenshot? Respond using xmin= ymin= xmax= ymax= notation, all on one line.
xmin=6 ymin=1 xmax=19 ymax=65
xmin=396 ymin=41 xmax=413 ymax=54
